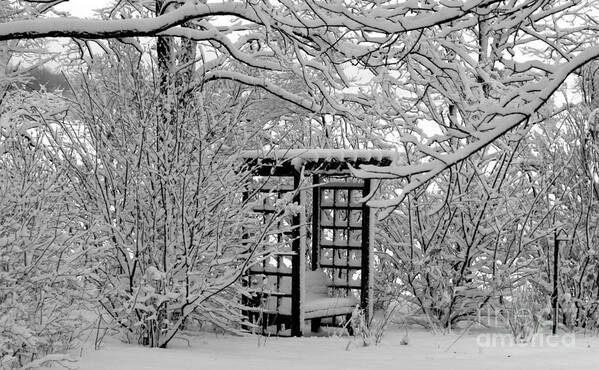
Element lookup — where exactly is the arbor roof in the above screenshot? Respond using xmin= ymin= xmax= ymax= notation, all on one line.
xmin=241 ymin=149 xmax=398 ymax=176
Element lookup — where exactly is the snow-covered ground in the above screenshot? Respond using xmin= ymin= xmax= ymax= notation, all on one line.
xmin=78 ymin=327 xmax=599 ymax=370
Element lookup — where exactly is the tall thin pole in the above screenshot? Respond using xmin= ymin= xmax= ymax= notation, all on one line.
xmin=552 ymin=231 xmax=560 ymax=335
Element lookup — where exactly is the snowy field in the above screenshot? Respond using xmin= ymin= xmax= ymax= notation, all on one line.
xmin=78 ymin=327 xmax=599 ymax=370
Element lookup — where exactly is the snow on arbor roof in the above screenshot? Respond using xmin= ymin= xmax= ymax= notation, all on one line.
xmin=241 ymin=148 xmax=400 ymax=163
xmin=241 ymin=148 xmax=399 ymax=175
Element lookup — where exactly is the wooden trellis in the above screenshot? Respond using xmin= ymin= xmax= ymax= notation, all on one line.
xmin=241 ymin=150 xmax=397 ymax=336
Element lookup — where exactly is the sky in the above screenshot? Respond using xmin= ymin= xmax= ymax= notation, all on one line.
xmin=55 ymin=0 xmax=112 ymax=17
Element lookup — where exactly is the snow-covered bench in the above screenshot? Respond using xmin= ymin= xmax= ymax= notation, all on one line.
xmin=288 ymin=270 xmax=357 ymax=317
xmin=249 ymin=269 xmax=358 ymax=333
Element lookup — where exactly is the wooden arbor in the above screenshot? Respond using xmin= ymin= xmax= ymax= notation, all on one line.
xmin=241 ymin=149 xmax=397 ymax=336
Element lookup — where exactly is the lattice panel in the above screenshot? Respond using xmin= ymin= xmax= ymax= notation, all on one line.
xmin=242 ymin=176 xmax=300 ymax=334
xmin=317 ymin=182 xmax=364 ymax=298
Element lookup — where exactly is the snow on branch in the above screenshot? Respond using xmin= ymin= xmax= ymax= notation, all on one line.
xmin=4 ymin=0 xmax=597 ymax=218
xmin=0 ymin=2 xmax=243 ymax=40
xmin=0 ymin=0 xmax=499 ymax=41
xmin=203 ymin=70 xmax=323 ymax=113
xmin=362 ymin=44 xmax=599 ymax=213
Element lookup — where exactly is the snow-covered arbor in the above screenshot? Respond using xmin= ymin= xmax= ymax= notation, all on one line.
xmin=241 ymin=149 xmax=398 ymax=336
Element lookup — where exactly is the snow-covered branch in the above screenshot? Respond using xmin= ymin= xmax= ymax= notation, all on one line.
xmin=361 ymin=41 xmax=599 ymax=212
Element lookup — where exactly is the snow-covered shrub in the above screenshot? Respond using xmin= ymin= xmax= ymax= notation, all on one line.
xmin=499 ymin=283 xmax=546 ymax=343
xmin=374 ymin=136 xmax=561 ymax=330
xmin=375 ymin=103 xmax=599 ymax=334
xmin=0 ymin=92 xmax=93 ymax=368
xmin=44 ymin=45 xmax=292 ymax=348
xmin=349 ymin=303 xmax=397 ymax=346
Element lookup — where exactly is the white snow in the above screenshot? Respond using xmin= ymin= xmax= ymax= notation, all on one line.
xmin=303 ymin=297 xmax=357 ymax=319
xmin=145 ymin=266 xmax=165 ymax=281
xmin=77 ymin=328 xmax=599 ymax=370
